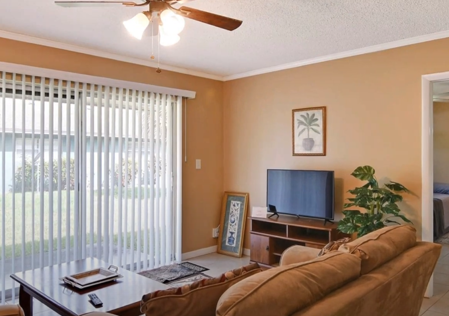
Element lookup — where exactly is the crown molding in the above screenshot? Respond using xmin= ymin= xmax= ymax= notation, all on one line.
xmin=3 ymin=29 xmax=449 ymax=83
xmin=0 ymin=30 xmax=224 ymax=81
xmin=224 ymin=30 xmax=449 ymax=81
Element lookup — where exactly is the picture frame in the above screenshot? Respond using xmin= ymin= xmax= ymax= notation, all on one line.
xmin=292 ymin=106 xmax=326 ymax=156
xmin=217 ymin=192 xmax=249 ymax=257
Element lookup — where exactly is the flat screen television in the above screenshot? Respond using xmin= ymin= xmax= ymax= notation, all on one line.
xmin=266 ymin=169 xmax=334 ymax=220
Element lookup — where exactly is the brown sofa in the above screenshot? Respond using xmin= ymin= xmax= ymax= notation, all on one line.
xmin=216 ymin=225 xmax=441 ymax=316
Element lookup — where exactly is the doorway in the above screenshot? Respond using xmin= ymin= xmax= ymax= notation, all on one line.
xmin=422 ymin=71 xmax=449 ymax=297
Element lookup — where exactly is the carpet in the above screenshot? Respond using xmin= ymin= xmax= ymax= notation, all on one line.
xmin=139 ymin=262 xmax=209 ymax=284
xmin=436 ymin=231 xmax=449 ymax=244
xmin=165 ymin=272 xmax=212 ymax=288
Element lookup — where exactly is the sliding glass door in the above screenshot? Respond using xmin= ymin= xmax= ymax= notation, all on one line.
xmin=0 ymin=72 xmax=182 ymax=304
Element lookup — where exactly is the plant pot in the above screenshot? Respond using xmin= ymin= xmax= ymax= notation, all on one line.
xmin=302 ymin=138 xmax=315 ymax=151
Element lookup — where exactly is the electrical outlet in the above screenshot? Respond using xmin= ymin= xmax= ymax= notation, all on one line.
xmin=212 ymin=227 xmax=219 ymax=238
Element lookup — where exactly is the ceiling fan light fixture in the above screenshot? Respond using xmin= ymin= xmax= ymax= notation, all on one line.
xmin=160 ymin=9 xmax=185 ymax=35
xmin=159 ymin=27 xmax=180 ymax=46
xmin=123 ymin=12 xmax=150 ymax=40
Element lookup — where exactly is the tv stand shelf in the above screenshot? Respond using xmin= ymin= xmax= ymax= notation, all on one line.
xmin=249 ymin=215 xmax=347 ymax=269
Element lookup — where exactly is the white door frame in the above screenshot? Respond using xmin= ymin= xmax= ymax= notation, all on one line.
xmin=422 ymin=71 xmax=449 ymax=297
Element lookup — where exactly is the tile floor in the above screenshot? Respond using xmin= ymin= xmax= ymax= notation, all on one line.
xmin=7 ymin=244 xmax=449 ymax=316
xmin=420 ymin=243 xmax=449 ymax=316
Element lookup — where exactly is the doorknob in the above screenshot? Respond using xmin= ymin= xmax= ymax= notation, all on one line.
xmin=266 ymin=245 xmax=269 ymax=251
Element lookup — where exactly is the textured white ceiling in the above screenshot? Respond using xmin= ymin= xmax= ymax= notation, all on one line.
xmin=1 ymin=0 xmax=449 ymax=78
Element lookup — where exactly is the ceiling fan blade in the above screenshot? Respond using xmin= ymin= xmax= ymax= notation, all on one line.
xmin=178 ymin=6 xmax=242 ymax=31
xmin=55 ymin=1 xmax=138 ymax=7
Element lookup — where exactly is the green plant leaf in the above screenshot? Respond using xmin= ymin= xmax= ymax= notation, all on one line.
xmin=368 ymin=178 xmax=379 ymax=188
xmin=349 ymin=186 xmax=371 ymax=195
xmin=381 ymin=191 xmax=403 ymax=204
xmin=342 ymin=210 xmax=361 ymax=217
xmin=374 ymin=221 xmax=385 ymax=230
xmin=358 ymin=226 xmax=370 ymax=237
xmin=373 ymin=213 xmax=383 ymax=221
xmin=385 ymin=181 xmax=412 ymax=194
xmin=338 ymin=166 xmax=414 ymax=238
xmin=337 ymin=218 xmax=360 ymax=234
xmin=384 ymin=218 xmax=401 ymax=225
xmin=382 ymin=203 xmax=400 ymax=215
xmin=310 ymin=128 xmax=321 ymax=134
xmin=351 ymin=166 xmax=375 ymax=181
xmin=393 ymin=214 xmax=413 ymax=223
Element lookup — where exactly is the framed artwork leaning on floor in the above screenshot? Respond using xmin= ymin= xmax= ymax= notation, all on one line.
xmin=217 ymin=192 xmax=249 ymax=257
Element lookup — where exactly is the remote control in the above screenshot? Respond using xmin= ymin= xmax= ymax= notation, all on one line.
xmin=88 ymin=293 xmax=103 ymax=307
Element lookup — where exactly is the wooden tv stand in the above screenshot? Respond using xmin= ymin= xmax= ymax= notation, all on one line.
xmin=249 ymin=215 xmax=347 ymax=269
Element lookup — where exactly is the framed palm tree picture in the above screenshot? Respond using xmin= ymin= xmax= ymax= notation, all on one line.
xmin=292 ymin=106 xmax=326 ymax=156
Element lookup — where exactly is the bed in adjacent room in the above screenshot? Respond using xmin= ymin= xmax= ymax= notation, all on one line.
xmin=434 ymin=183 xmax=449 ymax=241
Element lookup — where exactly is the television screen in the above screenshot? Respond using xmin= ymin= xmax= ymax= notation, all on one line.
xmin=266 ymin=169 xmax=334 ymax=220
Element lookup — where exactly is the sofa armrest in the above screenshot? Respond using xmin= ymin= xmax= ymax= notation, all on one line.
xmin=279 ymin=245 xmax=320 ymax=266
xmin=0 ymin=305 xmax=24 ymax=316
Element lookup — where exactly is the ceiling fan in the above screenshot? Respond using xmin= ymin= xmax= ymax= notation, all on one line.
xmin=55 ymin=0 xmax=243 ymax=46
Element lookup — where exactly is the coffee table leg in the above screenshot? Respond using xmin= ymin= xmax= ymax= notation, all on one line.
xmin=19 ymin=285 xmax=33 ymax=316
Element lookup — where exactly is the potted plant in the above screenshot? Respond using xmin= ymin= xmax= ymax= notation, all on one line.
xmin=337 ymin=165 xmax=413 ymax=238
xmin=297 ymin=113 xmax=320 ymax=151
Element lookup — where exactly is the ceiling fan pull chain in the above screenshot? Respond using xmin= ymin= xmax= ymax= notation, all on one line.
xmin=156 ymin=31 xmax=162 ymax=73
xmin=150 ymin=17 xmax=155 ymax=60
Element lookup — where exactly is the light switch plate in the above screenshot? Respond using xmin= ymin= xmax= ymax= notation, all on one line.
xmin=196 ymin=159 xmax=201 ymax=169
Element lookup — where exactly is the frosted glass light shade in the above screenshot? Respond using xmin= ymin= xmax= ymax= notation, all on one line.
xmin=123 ymin=13 xmax=150 ymax=40
xmin=159 ymin=26 xmax=180 ymax=46
xmin=160 ymin=9 xmax=185 ymax=35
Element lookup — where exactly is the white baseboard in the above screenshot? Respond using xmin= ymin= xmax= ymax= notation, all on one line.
xmin=182 ymin=246 xmax=217 ymax=260
xmin=182 ymin=246 xmax=250 ymax=260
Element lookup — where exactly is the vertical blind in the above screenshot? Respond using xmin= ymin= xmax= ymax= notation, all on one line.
xmin=0 ymin=71 xmax=183 ymax=303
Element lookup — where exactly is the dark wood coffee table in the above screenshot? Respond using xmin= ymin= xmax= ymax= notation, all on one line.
xmin=10 ymin=258 xmax=168 ymax=316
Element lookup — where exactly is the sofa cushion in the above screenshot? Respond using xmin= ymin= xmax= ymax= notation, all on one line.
xmin=140 ymin=262 xmax=261 ymax=316
xmin=0 ymin=305 xmax=24 ymax=316
xmin=317 ymin=237 xmax=352 ymax=256
xmin=338 ymin=225 xmax=416 ymax=275
xmin=279 ymin=245 xmax=321 ymax=266
xmin=216 ymin=252 xmax=361 ymax=316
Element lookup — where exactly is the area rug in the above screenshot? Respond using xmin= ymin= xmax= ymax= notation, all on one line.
xmin=436 ymin=231 xmax=449 ymax=244
xmin=138 ymin=262 xmax=209 ymax=284
xmin=165 ymin=272 xmax=212 ymax=287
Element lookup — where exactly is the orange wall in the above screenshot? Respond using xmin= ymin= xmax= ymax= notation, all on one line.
xmin=0 ymin=38 xmax=223 ymax=253
xmin=4 ymin=36 xmax=449 ymax=253
xmin=224 ymin=38 xmax=449 ymax=246
xmin=434 ymin=102 xmax=449 ymax=184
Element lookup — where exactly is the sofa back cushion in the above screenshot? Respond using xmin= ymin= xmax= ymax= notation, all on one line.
xmin=291 ymin=242 xmax=441 ymax=316
xmin=216 ymin=252 xmax=361 ymax=316
xmin=140 ymin=263 xmax=261 ymax=316
xmin=338 ymin=225 xmax=416 ymax=275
